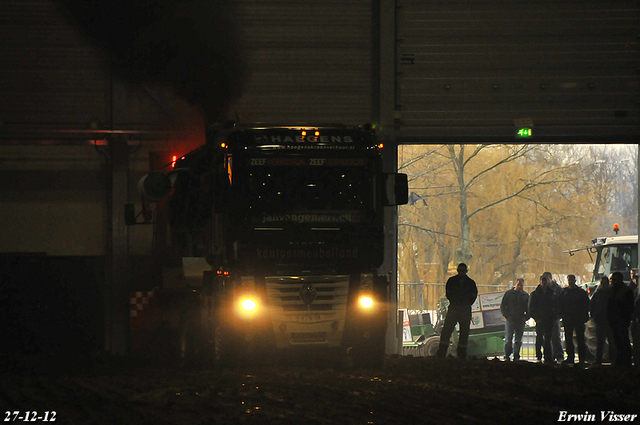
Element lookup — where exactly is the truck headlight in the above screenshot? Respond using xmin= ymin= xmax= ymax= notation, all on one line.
xmin=241 ymin=298 xmax=257 ymax=312
xmin=359 ymin=273 xmax=375 ymax=309
xmin=237 ymin=296 xmax=260 ymax=318
xmin=359 ymin=295 xmax=374 ymax=309
xmin=237 ymin=275 xmax=259 ymax=316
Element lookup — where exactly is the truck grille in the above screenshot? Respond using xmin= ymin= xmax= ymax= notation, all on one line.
xmin=265 ymin=275 xmax=349 ymax=312
xmin=291 ymin=332 xmax=327 ymax=343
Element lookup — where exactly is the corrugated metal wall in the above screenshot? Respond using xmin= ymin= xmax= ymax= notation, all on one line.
xmin=0 ymin=0 xmax=377 ymax=132
xmin=0 ymin=0 xmax=110 ymax=258
xmin=0 ymin=0 xmax=111 ymax=128
xmin=0 ymin=0 xmax=200 ymax=256
xmin=395 ymin=0 xmax=640 ymax=141
xmin=0 ymin=0 xmax=193 ymax=131
xmin=231 ymin=0 xmax=375 ymax=126
xmin=0 ymin=145 xmax=106 ymax=255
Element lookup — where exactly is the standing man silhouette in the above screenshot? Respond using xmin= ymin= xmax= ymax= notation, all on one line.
xmin=608 ymin=271 xmax=634 ymax=367
xmin=529 ymin=275 xmax=558 ymax=364
xmin=558 ymin=274 xmax=590 ymax=367
xmin=500 ymin=278 xmax=529 ymax=361
xmin=543 ymin=271 xmax=565 ymax=363
xmin=436 ymin=263 xmax=478 ymax=360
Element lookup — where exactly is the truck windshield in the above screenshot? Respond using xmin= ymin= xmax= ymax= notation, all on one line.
xmin=594 ymin=244 xmax=638 ymax=282
xmin=236 ymin=156 xmax=375 ymax=221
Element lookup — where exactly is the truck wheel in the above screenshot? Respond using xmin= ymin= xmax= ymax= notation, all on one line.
xmin=422 ymin=336 xmax=442 ymax=357
xmin=213 ymin=313 xmax=246 ymax=368
xmin=215 ymin=325 xmax=245 ymax=368
xmin=349 ymin=327 xmax=386 ymax=369
xmin=351 ymin=345 xmax=384 ymax=369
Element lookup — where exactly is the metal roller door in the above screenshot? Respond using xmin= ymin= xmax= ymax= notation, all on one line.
xmin=232 ymin=0 xmax=375 ymax=126
xmin=0 ymin=0 xmax=110 ymax=128
xmin=395 ymin=0 xmax=640 ymax=142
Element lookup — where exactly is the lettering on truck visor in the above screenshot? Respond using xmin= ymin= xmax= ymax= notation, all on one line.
xmin=257 ymin=247 xmax=359 ymax=260
xmin=261 ymin=213 xmax=360 ymax=224
xmin=254 ymin=135 xmax=354 ymax=144
xmin=249 ymin=158 xmax=366 ymax=167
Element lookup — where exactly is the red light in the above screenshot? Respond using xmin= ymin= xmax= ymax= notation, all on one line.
xmin=378 ymin=143 xmax=384 ymax=149
xmin=171 ymin=155 xmax=177 ymax=168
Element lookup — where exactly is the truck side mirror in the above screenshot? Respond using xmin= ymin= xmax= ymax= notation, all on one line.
xmin=384 ymin=173 xmax=409 ymax=206
xmin=137 ymin=168 xmax=192 ymax=202
xmin=137 ymin=171 xmax=173 ymax=201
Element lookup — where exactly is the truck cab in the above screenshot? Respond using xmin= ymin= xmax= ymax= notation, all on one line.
xmin=583 ymin=234 xmax=638 ymax=294
xmin=150 ymin=124 xmax=408 ymax=367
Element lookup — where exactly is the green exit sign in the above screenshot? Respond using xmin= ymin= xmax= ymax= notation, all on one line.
xmin=516 ymin=128 xmax=532 ymax=137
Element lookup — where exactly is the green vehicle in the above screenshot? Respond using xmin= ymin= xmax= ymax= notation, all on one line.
xmin=402 ymin=293 xmax=507 ymax=359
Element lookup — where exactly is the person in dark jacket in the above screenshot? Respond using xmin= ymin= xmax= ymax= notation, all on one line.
xmin=435 ymin=263 xmax=478 ymax=360
xmin=590 ymin=276 xmax=614 ymax=366
xmin=608 ymin=271 xmax=634 ymax=367
xmin=528 ymin=275 xmax=558 ymax=364
xmin=629 ymin=269 xmax=638 ymax=298
xmin=558 ymin=274 xmax=590 ymax=367
xmin=543 ymin=271 xmax=565 ymax=362
xmin=632 ymin=285 xmax=640 ymax=369
xmin=500 ymin=278 xmax=529 ymax=361
xmin=630 ymin=271 xmax=639 ymax=368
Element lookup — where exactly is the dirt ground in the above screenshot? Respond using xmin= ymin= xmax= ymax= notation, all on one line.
xmin=1 ymin=353 xmax=639 ymax=425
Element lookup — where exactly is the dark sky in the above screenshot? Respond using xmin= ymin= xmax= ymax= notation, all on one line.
xmin=58 ymin=0 xmax=246 ymax=124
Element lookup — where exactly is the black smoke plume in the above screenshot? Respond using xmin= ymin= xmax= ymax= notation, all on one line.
xmin=58 ymin=0 xmax=245 ymax=123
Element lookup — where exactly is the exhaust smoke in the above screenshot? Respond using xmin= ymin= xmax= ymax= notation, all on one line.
xmin=58 ymin=0 xmax=246 ymax=124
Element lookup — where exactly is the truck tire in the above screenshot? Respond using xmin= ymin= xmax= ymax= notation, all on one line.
xmin=422 ymin=336 xmax=442 ymax=357
xmin=178 ymin=293 xmax=216 ymax=368
xmin=350 ymin=336 xmax=385 ymax=369
xmin=345 ymin=277 xmax=388 ymax=369
xmin=348 ymin=323 xmax=386 ymax=369
xmin=422 ymin=335 xmax=455 ymax=357
xmin=212 ymin=296 xmax=249 ymax=369
xmin=214 ymin=321 xmax=247 ymax=368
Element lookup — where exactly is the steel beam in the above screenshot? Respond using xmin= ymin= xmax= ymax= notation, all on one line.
xmin=104 ymin=134 xmax=130 ymax=355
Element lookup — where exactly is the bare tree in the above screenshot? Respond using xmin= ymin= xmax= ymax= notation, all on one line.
xmin=564 ymin=144 xmax=638 ymax=235
xmin=399 ymin=144 xmax=581 ymax=290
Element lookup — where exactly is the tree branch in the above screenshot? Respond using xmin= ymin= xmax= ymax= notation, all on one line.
xmin=464 ymin=145 xmax=532 ymax=191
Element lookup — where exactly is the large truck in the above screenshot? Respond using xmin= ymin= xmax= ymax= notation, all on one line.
xmin=137 ymin=124 xmax=408 ymax=367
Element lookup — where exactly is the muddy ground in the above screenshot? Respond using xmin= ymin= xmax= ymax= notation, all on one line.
xmin=1 ymin=353 xmax=639 ymax=425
